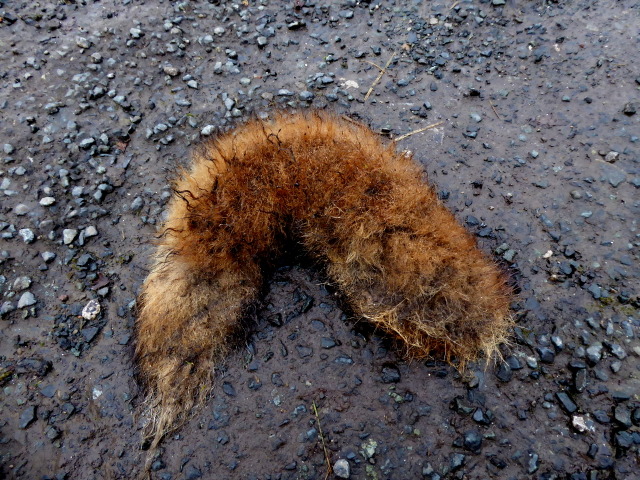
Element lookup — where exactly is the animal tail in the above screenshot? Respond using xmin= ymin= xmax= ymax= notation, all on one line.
xmin=135 ymin=111 xmax=513 ymax=451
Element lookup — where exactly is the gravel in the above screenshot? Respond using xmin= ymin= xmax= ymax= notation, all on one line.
xmin=0 ymin=1 xmax=638 ymax=479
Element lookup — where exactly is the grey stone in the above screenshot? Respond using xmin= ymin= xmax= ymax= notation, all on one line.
xmin=13 ymin=276 xmax=31 ymax=291
xmin=19 ymin=229 xmax=35 ymax=244
xmin=75 ymin=36 xmax=92 ymax=49
xmin=333 ymin=459 xmax=350 ymax=479
xmin=201 ymin=125 xmax=215 ymax=136
xmin=63 ymin=229 xmax=78 ymax=245
xmin=1 ymin=301 xmax=16 ymax=316
xmin=41 ymin=251 xmax=56 ymax=262
xmin=586 ymin=342 xmax=603 ymax=365
xmin=19 ymin=405 xmax=36 ymax=429
xmin=83 ymin=226 xmax=98 ymax=238
xmin=18 ymin=292 xmax=37 ymax=308
xmin=130 ymin=197 xmax=144 ymax=212
xmin=14 ymin=204 xmax=30 ymax=215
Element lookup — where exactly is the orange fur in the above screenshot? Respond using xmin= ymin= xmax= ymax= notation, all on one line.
xmin=135 ymin=111 xmax=512 ymax=447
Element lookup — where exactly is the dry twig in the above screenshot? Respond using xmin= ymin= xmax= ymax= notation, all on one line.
xmin=313 ymin=401 xmax=332 ymax=479
xmin=393 ymin=121 xmax=444 ymax=142
xmin=364 ymin=52 xmax=396 ymax=101
xmin=489 ymin=99 xmax=502 ymax=121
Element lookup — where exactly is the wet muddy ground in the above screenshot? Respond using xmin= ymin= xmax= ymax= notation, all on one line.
xmin=1 ymin=0 xmax=639 ymax=479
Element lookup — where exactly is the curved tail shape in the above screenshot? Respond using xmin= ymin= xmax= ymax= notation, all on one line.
xmin=135 ymin=111 xmax=512 ymax=447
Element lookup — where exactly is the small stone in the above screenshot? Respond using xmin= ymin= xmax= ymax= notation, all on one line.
xmin=19 ymin=405 xmax=36 ymax=429
xmin=360 ymin=438 xmax=377 ymax=459
xmin=450 ymin=453 xmax=465 ymax=471
xmin=537 ymin=347 xmax=555 ymax=364
xmin=572 ymin=415 xmax=596 ymax=433
xmin=381 ymin=365 xmax=401 ymax=383
xmin=556 ymin=392 xmax=577 ymax=414
xmin=13 ymin=276 xmax=31 ymax=291
xmin=299 ymin=91 xmax=314 ymax=101
xmin=63 ymin=229 xmax=78 ymax=245
xmin=79 ymin=138 xmax=95 ymax=149
xmin=607 ymin=343 xmax=626 ymax=360
xmin=201 ymin=125 xmax=215 ymax=136
xmin=19 ymin=229 xmax=35 ymax=244
xmin=41 ymin=251 xmax=56 ymax=262
xmin=213 ymin=26 xmax=226 ymax=36
xmin=81 ymin=326 xmax=99 ymax=343
xmin=614 ymin=406 xmax=632 ymax=429
xmin=528 ymin=453 xmax=539 ymax=474
xmin=14 ymin=204 xmax=30 ymax=215
xmin=495 ymin=362 xmax=512 ymax=382
xmin=75 ymin=36 xmax=92 ymax=49
xmin=130 ymin=197 xmax=144 ymax=212
xmin=45 ymin=426 xmax=61 ymax=440
xmin=257 ymin=36 xmax=268 ymax=47
xmin=18 ymin=292 xmax=37 ymax=308
xmin=602 ymin=164 xmax=626 ymax=187
xmin=83 ymin=226 xmax=98 ymax=238
xmin=39 ymin=197 xmax=56 ymax=206
xmin=82 ymin=299 xmax=101 ymax=320
xmin=333 ymin=459 xmax=350 ymax=479
xmin=4 ymin=144 xmax=15 ymax=154
xmin=604 ymin=151 xmax=619 ymax=162
xmin=163 ymin=65 xmax=179 ymax=76
xmin=463 ymin=430 xmax=482 ymax=452
xmin=296 ymin=345 xmax=313 ymax=358
xmin=622 ymin=101 xmax=638 ymax=116
xmin=129 ymin=27 xmax=144 ymax=39
xmin=1 ymin=302 xmax=16 ymax=316
xmin=586 ymin=342 xmax=603 ymax=365
xmin=222 ymin=382 xmax=236 ymax=396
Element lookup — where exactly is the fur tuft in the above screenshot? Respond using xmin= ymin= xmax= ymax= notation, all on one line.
xmin=135 ymin=111 xmax=513 ymax=448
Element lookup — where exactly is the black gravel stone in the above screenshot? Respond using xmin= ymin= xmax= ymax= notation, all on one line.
xmin=527 ymin=452 xmax=539 ymax=474
xmin=614 ymin=406 xmax=632 ymax=429
xmin=632 ymin=408 xmax=640 ymax=426
xmin=296 ymin=345 xmax=313 ymax=358
xmin=592 ymin=410 xmax=610 ymax=424
xmin=451 ymin=396 xmax=474 ymax=415
xmin=381 ymin=365 xmax=401 ymax=383
xmin=19 ymin=405 xmax=36 ymax=429
xmin=568 ymin=359 xmax=587 ymax=370
xmin=222 ymin=382 xmax=236 ymax=397
xmin=185 ymin=465 xmax=202 ymax=479
xmin=505 ymin=356 xmax=523 ymax=370
xmin=450 ymin=453 xmax=465 ymax=471
xmin=615 ymin=431 xmax=633 ymax=448
xmin=16 ymin=357 xmax=52 ymax=377
xmin=321 ymin=337 xmax=336 ymax=349
xmin=495 ymin=362 xmax=512 ymax=382
xmin=489 ymin=456 xmax=507 ymax=469
xmin=556 ymin=392 xmax=577 ymax=414
xmin=573 ymin=369 xmax=588 ymax=393
xmin=536 ymin=347 xmax=555 ymax=364
xmin=463 ymin=430 xmax=482 ymax=452
xmin=270 ymin=436 xmax=286 ymax=450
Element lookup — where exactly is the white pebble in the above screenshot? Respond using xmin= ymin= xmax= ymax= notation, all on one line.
xmin=18 ymin=292 xmax=37 ymax=308
xmin=63 ymin=228 xmax=78 ymax=245
xmin=82 ymin=299 xmax=101 ymax=320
